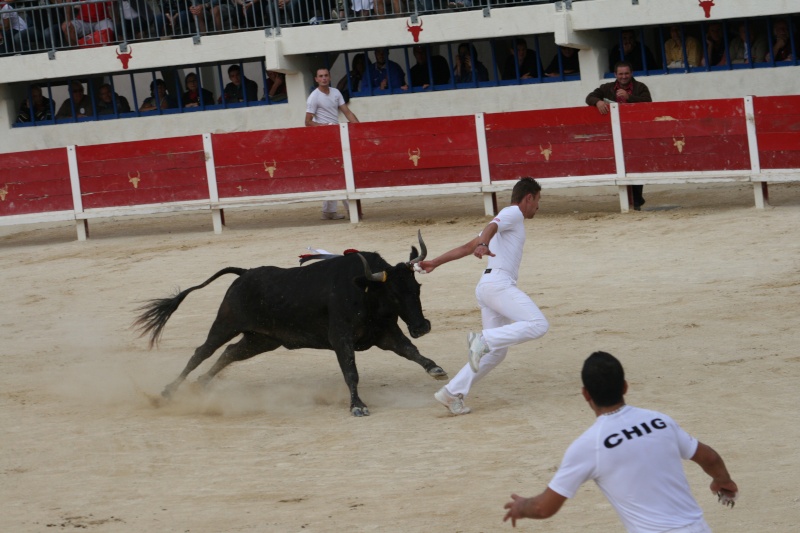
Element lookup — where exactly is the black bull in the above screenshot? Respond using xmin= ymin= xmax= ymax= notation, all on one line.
xmin=133 ymin=232 xmax=448 ymax=416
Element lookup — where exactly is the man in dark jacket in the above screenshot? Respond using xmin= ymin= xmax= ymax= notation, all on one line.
xmin=221 ymin=64 xmax=259 ymax=103
xmin=586 ymin=61 xmax=652 ymax=210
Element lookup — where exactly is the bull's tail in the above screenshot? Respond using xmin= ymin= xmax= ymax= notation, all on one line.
xmin=132 ymin=267 xmax=247 ymax=349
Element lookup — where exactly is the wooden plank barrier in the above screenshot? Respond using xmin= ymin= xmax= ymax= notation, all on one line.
xmin=348 ymin=116 xmax=482 ymax=196
xmin=1 ymin=97 xmax=798 ymax=241
xmin=484 ymin=106 xmax=617 ymax=184
xmin=211 ymin=126 xmax=347 ymax=215
xmin=619 ymin=99 xmax=750 ymax=176
xmin=0 ymin=148 xmax=74 ymax=225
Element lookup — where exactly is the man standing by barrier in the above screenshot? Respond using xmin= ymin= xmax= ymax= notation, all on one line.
xmin=586 ymin=61 xmax=652 ymax=210
xmin=305 ymin=67 xmax=359 ymax=220
xmin=503 ymin=351 xmax=738 ymax=532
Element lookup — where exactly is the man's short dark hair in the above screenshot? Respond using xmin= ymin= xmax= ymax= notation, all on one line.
xmin=582 ymin=351 xmax=625 ymax=407
xmin=228 ymin=64 xmax=241 ymax=75
xmin=614 ymin=61 xmax=633 ymax=73
xmin=510 ymin=177 xmax=541 ymax=204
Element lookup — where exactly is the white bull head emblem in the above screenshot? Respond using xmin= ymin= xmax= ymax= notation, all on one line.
xmin=673 ymin=134 xmax=686 ymax=154
xmin=263 ymin=160 xmax=278 ymax=177
xmin=0 ymin=184 xmax=8 ymax=201
xmin=540 ymin=142 xmax=553 ymax=161
xmin=408 ymin=148 xmax=422 ymax=166
xmin=128 ymin=171 xmax=141 ymax=188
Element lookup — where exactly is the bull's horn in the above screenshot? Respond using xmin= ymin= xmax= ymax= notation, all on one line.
xmin=408 ymin=230 xmax=427 ymax=264
xmin=359 ymin=254 xmax=387 ymax=282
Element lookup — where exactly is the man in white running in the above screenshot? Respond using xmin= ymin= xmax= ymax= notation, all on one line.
xmin=305 ymin=67 xmax=359 ymax=220
xmin=503 ymin=351 xmax=739 ymax=532
xmin=418 ymin=177 xmax=549 ymax=415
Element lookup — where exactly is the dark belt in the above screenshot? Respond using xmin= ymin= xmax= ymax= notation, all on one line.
xmin=484 ymin=269 xmax=492 ymax=274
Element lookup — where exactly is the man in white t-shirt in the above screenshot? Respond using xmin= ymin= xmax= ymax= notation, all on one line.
xmin=503 ymin=351 xmax=739 ymax=532
xmin=305 ymin=67 xmax=359 ymax=220
xmin=418 ymin=177 xmax=550 ymax=415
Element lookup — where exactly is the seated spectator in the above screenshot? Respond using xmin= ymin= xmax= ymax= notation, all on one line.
xmin=265 ymin=70 xmax=287 ymax=102
xmin=337 ymin=53 xmax=366 ymax=101
xmin=665 ymin=24 xmax=701 ymax=68
xmin=97 ymin=83 xmax=131 ymax=115
xmin=410 ymin=45 xmax=450 ymax=88
xmin=544 ymin=46 xmax=580 ymax=77
xmin=16 ymin=84 xmax=55 ymax=123
xmin=220 ymin=64 xmax=259 ymax=103
xmin=771 ymin=18 xmax=795 ymax=62
xmin=729 ymin=21 xmax=768 ymax=64
xmin=139 ymin=79 xmax=175 ymax=111
xmin=1 ymin=0 xmax=32 ymax=53
xmin=114 ymin=0 xmax=164 ymax=40
xmin=367 ymin=48 xmax=407 ymax=91
xmin=56 ymin=80 xmax=95 ymax=119
xmin=502 ymin=39 xmax=542 ymax=80
xmin=351 ymin=0 xmax=372 ymax=18
xmin=701 ymin=22 xmax=726 ymax=66
xmin=453 ymin=42 xmax=489 ymax=84
xmin=181 ymin=72 xmax=214 ymax=107
xmin=608 ymin=29 xmax=658 ymax=71
xmin=61 ymin=0 xmax=114 ymax=46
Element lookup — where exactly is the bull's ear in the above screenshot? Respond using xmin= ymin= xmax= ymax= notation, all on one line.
xmin=409 ymin=246 xmax=420 ymax=262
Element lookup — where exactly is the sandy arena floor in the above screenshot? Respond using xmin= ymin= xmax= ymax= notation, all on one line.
xmin=1 ymin=183 xmax=799 ymax=532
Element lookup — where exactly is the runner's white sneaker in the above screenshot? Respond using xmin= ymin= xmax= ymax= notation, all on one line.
xmin=467 ymin=331 xmax=489 ymax=372
xmin=434 ymin=386 xmax=471 ymax=415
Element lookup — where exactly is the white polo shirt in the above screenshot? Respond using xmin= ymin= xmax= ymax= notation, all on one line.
xmin=481 ymin=205 xmax=525 ymax=282
xmin=306 ymin=87 xmax=345 ymax=125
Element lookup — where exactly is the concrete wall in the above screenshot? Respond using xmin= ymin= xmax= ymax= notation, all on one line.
xmin=1 ymin=0 xmax=798 ymax=154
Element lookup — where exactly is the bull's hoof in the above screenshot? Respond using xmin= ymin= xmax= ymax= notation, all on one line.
xmin=427 ymin=366 xmax=449 ymax=381
xmin=351 ymin=406 xmax=370 ymax=417
xmin=160 ymin=388 xmax=173 ymax=399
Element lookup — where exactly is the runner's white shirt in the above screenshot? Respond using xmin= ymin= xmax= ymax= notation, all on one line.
xmin=481 ymin=205 xmax=525 ymax=282
xmin=548 ymin=405 xmax=704 ymax=533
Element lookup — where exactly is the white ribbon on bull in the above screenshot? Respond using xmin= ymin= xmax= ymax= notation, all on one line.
xmin=300 ymin=231 xmax=428 ymax=280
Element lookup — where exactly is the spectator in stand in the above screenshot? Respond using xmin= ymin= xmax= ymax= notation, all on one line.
xmin=56 ymin=80 xmax=95 ymax=119
xmin=61 ymin=0 xmax=114 ymax=46
xmin=96 ymin=82 xmax=131 ymax=115
xmin=544 ymin=46 xmax=580 ymax=77
xmin=114 ymin=0 xmax=164 ymax=40
xmin=181 ymin=72 xmax=214 ymax=108
xmin=410 ymin=44 xmax=450 ymax=89
xmin=367 ymin=48 xmax=407 ymax=91
xmin=701 ymin=22 xmax=727 ymax=66
xmin=220 ymin=64 xmax=259 ymax=103
xmin=608 ymin=29 xmax=658 ymax=71
xmin=139 ymin=78 xmax=175 ymax=111
xmin=729 ymin=21 xmax=768 ymax=64
xmin=453 ymin=42 xmax=489 ymax=83
xmin=665 ymin=24 xmax=701 ymax=68
xmin=585 ymin=61 xmax=652 ymax=210
xmin=336 ymin=53 xmax=366 ymax=102
xmin=265 ymin=70 xmax=287 ymax=102
xmin=502 ymin=39 xmax=542 ymax=80
xmin=351 ymin=0 xmax=372 ymax=18
xmin=770 ymin=18 xmax=795 ymax=62
xmin=1 ymin=0 xmax=32 ymax=53
xmin=16 ymin=84 xmax=55 ymax=123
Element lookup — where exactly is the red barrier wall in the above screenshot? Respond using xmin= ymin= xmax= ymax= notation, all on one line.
xmin=620 ymin=99 xmax=750 ymax=173
xmin=0 ymin=148 xmax=72 ymax=216
xmin=753 ymin=95 xmax=800 ymax=170
xmin=212 ymin=126 xmax=346 ymax=198
xmin=485 ymin=107 xmax=616 ymax=179
xmin=76 ymin=136 xmax=208 ymax=209
xmin=349 ymin=116 xmax=480 ymax=188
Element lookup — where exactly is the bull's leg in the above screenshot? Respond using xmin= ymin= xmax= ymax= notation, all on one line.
xmin=162 ymin=322 xmax=239 ymax=399
xmin=333 ymin=348 xmax=369 ymax=417
xmin=196 ymin=333 xmax=281 ymax=386
xmin=375 ymin=326 xmax=448 ymax=381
